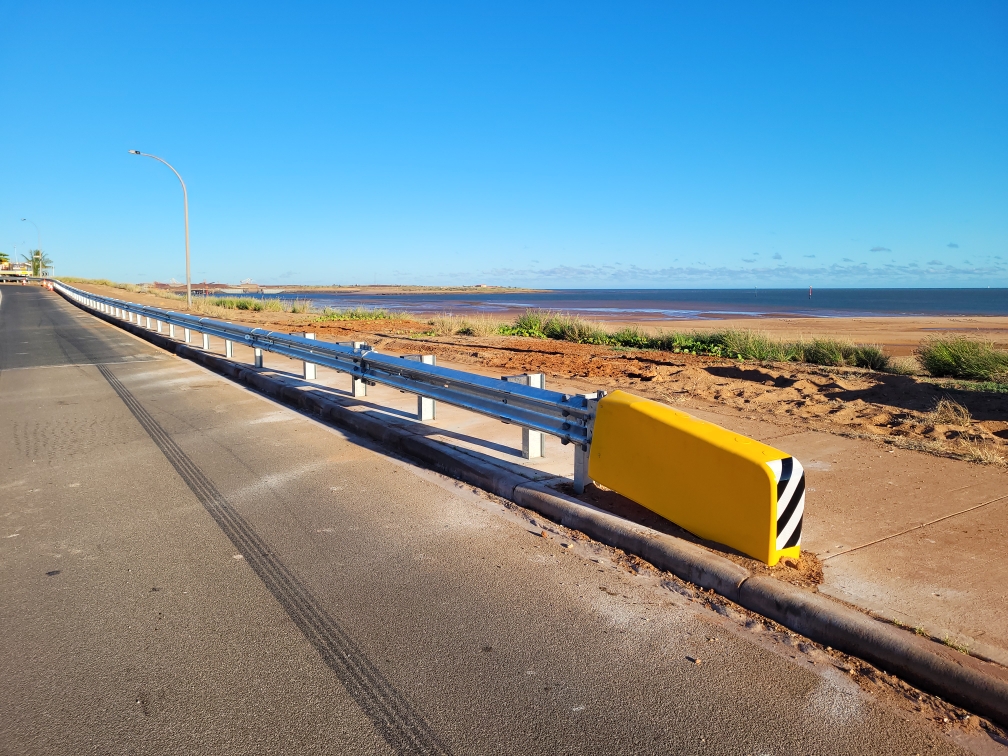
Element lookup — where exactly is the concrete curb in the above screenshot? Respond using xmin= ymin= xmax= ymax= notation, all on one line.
xmin=71 ymin=296 xmax=1008 ymax=728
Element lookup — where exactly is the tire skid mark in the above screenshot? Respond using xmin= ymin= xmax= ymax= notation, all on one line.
xmin=96 ymin=362 xmax=450 ymax=756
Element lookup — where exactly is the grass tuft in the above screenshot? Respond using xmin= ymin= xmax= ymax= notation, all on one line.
xmin=929 ymin=397 xmax=971 ymax=426
xmin=318 ymin=306 xmax=393 ymax=321
xmin=916 ymin=336 xmax=1008 ymax=381
xmin=426 ymin=312 xmax=510 ymax=337
xmin=209 ymin=296 xmax=283 ymax=312
xmin=885 ymin=356 xmax=922 ymax=376
xmin=941 ymin=635 xmax=970 ymax=655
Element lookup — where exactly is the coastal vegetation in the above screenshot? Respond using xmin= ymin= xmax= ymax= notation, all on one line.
xmin=916 ymin=336 xmax=1008 ymax=382
xmin=55 ymin=280 xmax=1008 ymax=382
xmin=428 ymin=309 xmax=892 ymax=370
xmin=317 ymin=306 xmax=394 ymax=321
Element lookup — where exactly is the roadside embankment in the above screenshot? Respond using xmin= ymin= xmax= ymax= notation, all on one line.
xmin=69 ymin=280 xmax=1008 ymax=468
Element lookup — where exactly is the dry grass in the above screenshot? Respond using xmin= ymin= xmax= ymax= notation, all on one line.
xmin=956 ymin=439 xmax=1006 ymax=466
xmin=884 ymin=356 xmax=922 ymax=376
xmin=426 ymin=312 xmax=507 ymax=337
xmin=928 ymin=397 xmax=971 ymax=426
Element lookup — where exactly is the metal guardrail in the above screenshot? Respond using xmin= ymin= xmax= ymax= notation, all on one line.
xmin=52 ymin=281 xmax=603 ymax=491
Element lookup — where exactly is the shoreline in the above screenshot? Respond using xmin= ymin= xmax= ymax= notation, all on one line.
xmin=58 ymin=279 xmax=1008 ymax=357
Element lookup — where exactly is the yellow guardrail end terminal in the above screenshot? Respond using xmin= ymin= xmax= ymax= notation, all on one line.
xmin=588 ymin=391 xmax=805 ymax=565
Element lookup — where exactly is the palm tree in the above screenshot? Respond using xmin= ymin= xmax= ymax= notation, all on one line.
xmin=0 ymin=251 xmax=9 ymax=268
xmin=22 ymin=249 xmax=53 ymax=277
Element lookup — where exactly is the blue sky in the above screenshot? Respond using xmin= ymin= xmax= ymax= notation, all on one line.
xmin=2 ymin=1 xmax=1005 ymax=287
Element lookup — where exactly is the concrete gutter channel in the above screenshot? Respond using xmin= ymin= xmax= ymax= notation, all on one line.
xmin=68 ymin=293 xmax=1008 ymax=729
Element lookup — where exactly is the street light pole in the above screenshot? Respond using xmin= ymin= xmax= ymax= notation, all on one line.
xmin=128 ymin=150 xmax=192 ymax=309
xmin=20 ymin=218 xmax=41 ymax=275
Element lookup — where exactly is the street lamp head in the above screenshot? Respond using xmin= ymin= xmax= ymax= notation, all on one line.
xmin=128 ymin=149 xmax=141 ymax=155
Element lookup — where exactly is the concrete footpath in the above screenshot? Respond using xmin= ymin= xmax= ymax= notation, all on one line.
xmin=178 ymin=321 xmax=1008 ymax=670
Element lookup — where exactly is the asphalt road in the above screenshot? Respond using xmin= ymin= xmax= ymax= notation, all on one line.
xmin=0 ymin=285 xmax=975 ymax=755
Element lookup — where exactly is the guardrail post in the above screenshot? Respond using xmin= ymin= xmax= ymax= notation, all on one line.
xmin=184 ymin=328 xmax=191 ymax=344
xmin=573 ymin=445 xmax=590 ymax=494
xmin=302 ymin=332 xmax=316 ymax=380
xmin=502 ymin=373 xmax=547 ymax=459
xmin=351 ymin=375 xmax=367 ymax=397
xmin=156 ymin=320 xmax=163 ymax=334
xmin=225 ymin=339 xmax=234 ymax=358
xmin=346 ymin=341 xmax=368 ymax=396
xmin=573 ymin=391 xmax=603 ymax=494
xmin=202 ymin=333 xmax=210 ymax=350
xmin=169 ymin=323 xmax=176 ymax=339
xmin=145 ymin=316 xmax=151 ymax=329
xmin=254 ymin=347 xmax=263 ymax=368
xmin=402 ymin=355 xmax=436 ymax=420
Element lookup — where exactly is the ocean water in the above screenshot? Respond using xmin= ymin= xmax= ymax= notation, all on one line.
xmin=255 ymin=288 xmax=1008 ymax=320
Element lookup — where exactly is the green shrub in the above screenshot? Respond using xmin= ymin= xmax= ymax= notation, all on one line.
xmin=508 ymin=310 xmax=548 ymax=338
xmin=917 ymin=336 xmax=1008 ymax=381
xmin=850 ymin=344 xmax=890 ymax=370
xmin=319 ymin=306 xmax=393 ymax=321
xmin=210 ymin=296 xmax=265 ymax=311
xmin=495 ymin=312 xmax=894 ymax=370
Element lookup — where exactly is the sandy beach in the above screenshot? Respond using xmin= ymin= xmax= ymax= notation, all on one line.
xmin=639 ymin=315 xmax=1008 ymax=356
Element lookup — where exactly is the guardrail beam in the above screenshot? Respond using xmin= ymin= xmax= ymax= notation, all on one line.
xmin=53 ymin=282 xmax=602 ymax=489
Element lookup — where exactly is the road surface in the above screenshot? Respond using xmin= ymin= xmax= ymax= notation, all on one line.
xmin=0 ymin=285 xmax=977 ymax=754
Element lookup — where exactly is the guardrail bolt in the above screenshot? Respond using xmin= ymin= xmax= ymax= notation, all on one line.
xmin=302 ymin=332 xmax=316 ymax=380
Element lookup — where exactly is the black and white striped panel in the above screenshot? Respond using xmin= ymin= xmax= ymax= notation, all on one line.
xmin=767 ymin=457 xmax=805 ymax=551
